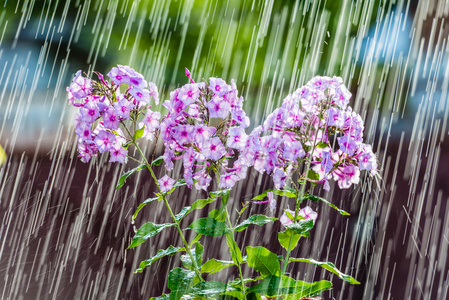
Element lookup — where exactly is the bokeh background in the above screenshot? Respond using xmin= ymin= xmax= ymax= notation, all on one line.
xmin=1 ymin=0 xmax=448 ymax=299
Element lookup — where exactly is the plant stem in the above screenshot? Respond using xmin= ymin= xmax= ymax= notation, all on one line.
xmin=215 ymin=173 xmax=247 ymax=299
xmin=281 ymin=118 xmax=320 ymax=277
xmin=133 ymin=141 xmax=204 ymax=282
xmin=224 ymin=205 xmax=247 ymax=298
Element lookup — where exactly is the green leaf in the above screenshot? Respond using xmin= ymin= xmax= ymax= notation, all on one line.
xmin=208 ymin=207 xmax=226 ymax=222
xmin=128 ymin=222 xmax=176 ymax=249
xmin=181 ymin=242 xmax=203 ymax=271
xmin=175 ymin=206 xmax=191 ymax=222
xmin=201 ymin=259 xmax=235 ymax=274
xmin=238 ymin=204 xmax=248 ymax=215
xmin=306 ymin=169 xmax=320 ymax=181
xmin=210 ymin=189 xmax=231 ymax=199
xmin=174 ymin=178 xmax=186 ymax=188
xmin=302 ymin=194 xmax=350 ymax=216
xmin=116 ymin=164 xmax=147 ymax=189
xmin=228 ymin=276 xmax=264 ymax=288
xmin=167 ymin=268 xmax=195 ymax=300
xmin=189 ymin=233 xmax=202 ymax=248
xmin=226 ymin=233 xmax=243 ymax=264
xmin=289 ymin=258 xmax=360 ymax=284
xmin=136 ymin=246 xmax=184 ymax=273
xmin=278 ymin=229 xmax=302 ymax=251
xmin=316 ymin=141 xmax=329 ymax=148
xmin=292 ymin=280 xmax=333 ymax=299
xmin=247 ymin=275 xmax=332 ymax=297
xmin=246 ymin=246 xmax=281 ymax=277
xmin=150 ymin=294 xmax=170 ymax=300
xmin=133 ymin=126 xmax=145 ymax=140
xmin=151 ymin=156 xmax=164 ymax=166
xmin=175 ymin=197 xmax=216 ymax=223
xmin=220 ymin=290 xmax=245 ymax=300
xmin=186 ymin=217 xmax=230 ymax=236
xmin=123 ymin=141 xmax=132 ymax=150
xmin=190 ymin=197 xmax=215 ymax=210
xmin=210 ymin=189 xmax=231 ymax=204
xmin=285 ymin=219 xmax=314 ymax=238
xmin=252 ymin=188 xmax=296 ymax=201
xmin=234 ymin=215 xmax=277 ymax=232
xmin=133 ymin=197 xmax=160 ymax=221
xmin=189 ymin=281 xmax=242 ymax=298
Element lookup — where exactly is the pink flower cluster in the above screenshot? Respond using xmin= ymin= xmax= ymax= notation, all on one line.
xmin=68 ymin=67 xmax=377 ymax=193
xmin=237 ymin=76 xmax=377 ymax=190
xmin=67 ymin=66 xmax=159 ymax=163
xmin=158 ymin=71 xmax=250 ymax=191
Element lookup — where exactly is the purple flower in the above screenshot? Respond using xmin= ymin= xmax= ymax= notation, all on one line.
xmin=192 ymin=125 xmax=216 ymax=143
xmin=80 ymin=102 xmax=99 ymax=123
xmin=280 ymin=206 xmax=318 ymax=228
xmin=227 ymin=127 xmax=247 ymax=150
xmin=333 ymin=164 xmax=360 ymax=189
xmin=194 ymin=172 xmax=212 ymax=191
xmin=68 ymin=70 xmax=93 ymax=99
xmin=308 ymin=76 xmax=331 ymax=90
xmin=230 ymin=160 xmax=248 ymax=180
xmin=283 ymin=141 xmax=305 ymax=161
xmin=327 ymin=107 xmax=345 ymax=128
xmin=109 ymin=144 xmax=128 ymax=163
xmin=174 ymin=125 xmax=194 ymax=145
xmin=358 ymin=144 xmax=377 ymax=175
xmin=128 ymin=87 xmax=151 ymax=103
xmin=231 ymin=108 xmax=250 ymax=128
xmin=182 ymin=147 xmax=195 ymax=170
xmin=219 ymin=172 xmax=239 ymax=189
xmin=209 ymin=77 xmax=231 ymax=97
xmin=207 ymin=95 xmax=231 ymax=119
xmin=78 ymin=141 xmax=97 ymax=163
xmin=285 ymin=107 xmax=305 ymax=128
xmin=107 ymin=66 xmax=130 ymax=86
xmin=273 ymin=168 xmax=287 ymax=189
xmin=280 ymin=209 xmax=295 ymax=227
xmin=158 ymin=175 xmax=176 ymax=193
xmin=267 ymin=191 xmax=276 ymax=212
xmin=298 ymin=206 xmax=318 ymax=224
xmin=179 ymin=84 xmax=200 ymax=106
xmin=163 ymin=148 xmax=175 ymax=171
xmin=321 ymin=150 xmax=333 ymax=174
xmin=94 ymin=130 xmax=116 ymax=153
xmin=332 ymin=85 xmax=351 ymax=109
xmin=140 ymin=110 xmax=161 ymax=139
xmin=202 ymin=137 xmax=226 ymax=161
xmin=103 ymin=108 xmax=120 ymax=129
xmin=75 ymin=122 xmax=92 ymax=142
xmin=115 ymin=98 xmax=133 ymax=119
xmin=337 ymin=135 xmax=358 ymax=156
xmin=148 ymin=82 xmax=159 ymax=104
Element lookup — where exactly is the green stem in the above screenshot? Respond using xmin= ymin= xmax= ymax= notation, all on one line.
xmin=224 ymin=205 xmax=247 ymax=298
xmin=133 ymin=141 xmax=204 ymax=282
xmin=281 ymin=114 xmax=321 ymax=277
xmin=216 ymin=173 xmax=247 ymax=299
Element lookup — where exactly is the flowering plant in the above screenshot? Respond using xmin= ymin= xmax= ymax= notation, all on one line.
xmin=68 ymin=65 xmax=377 ymax=299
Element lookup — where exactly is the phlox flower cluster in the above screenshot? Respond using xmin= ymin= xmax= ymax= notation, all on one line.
xmin=159 ymin=71 xmax=250 ymax=191
xmin=238 ymin=76 xmax=377 ymax=190
xmin=67 ymin=66 xmax=159 ymax=163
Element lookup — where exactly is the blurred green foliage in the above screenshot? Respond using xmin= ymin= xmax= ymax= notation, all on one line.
xmin=4 ymin=0 xmax=380 ymax=114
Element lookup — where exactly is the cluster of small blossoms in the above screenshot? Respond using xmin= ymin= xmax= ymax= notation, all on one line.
xmin=159 ymin=69 xmax=250 ymax=191
xmin=239 ymin=75 xmax=377 ymax=190
xmin=67 ymin=65 xmax=159 ymax=163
